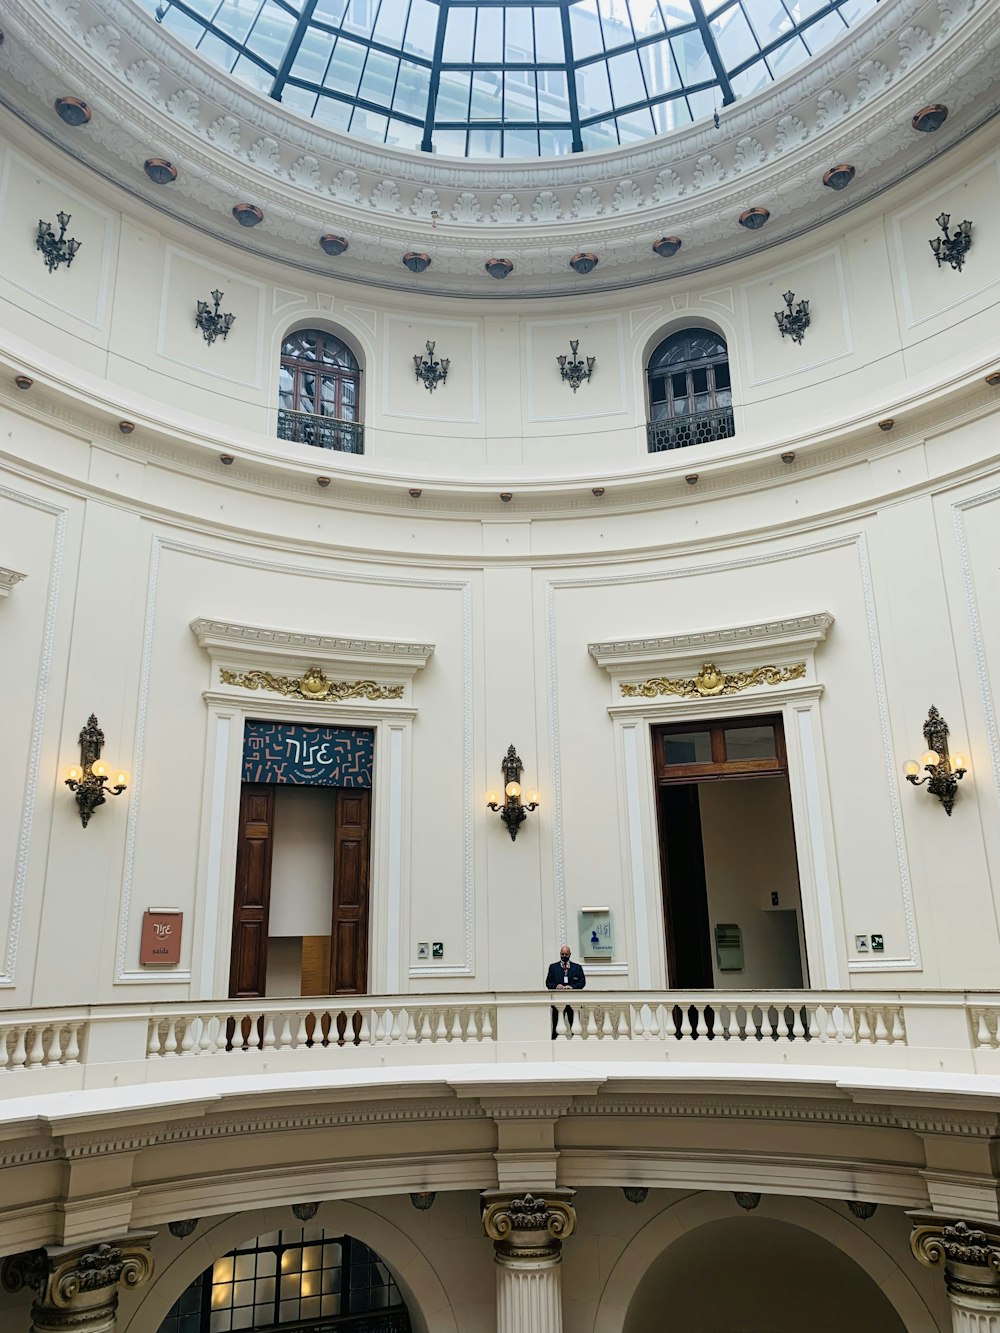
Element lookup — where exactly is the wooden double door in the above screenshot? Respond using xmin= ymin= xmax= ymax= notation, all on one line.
xmin=229 ymin=783 xmax=371 ymax=999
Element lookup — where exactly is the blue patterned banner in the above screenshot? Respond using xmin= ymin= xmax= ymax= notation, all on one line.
xmin=242 ymin=722 xmax=373 ymax=787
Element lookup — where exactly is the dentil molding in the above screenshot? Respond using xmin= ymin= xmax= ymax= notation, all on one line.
xmin=0 ymin=0 xmax=997 ymax=294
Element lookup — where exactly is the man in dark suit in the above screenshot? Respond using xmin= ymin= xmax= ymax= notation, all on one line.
xmin=545 ymin=944 xmax=586 ymax=1038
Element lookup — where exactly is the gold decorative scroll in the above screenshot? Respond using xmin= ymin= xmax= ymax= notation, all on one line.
xmin=620 ymin=660 xmax=806 ymax=699
xmin=220 ymin=665 xmax=404 ymax=701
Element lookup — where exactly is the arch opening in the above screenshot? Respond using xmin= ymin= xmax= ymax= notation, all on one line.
xmin=277 ymin=327 xmax=365 ymax=455
xmin=645 ymin=325 xmax=734 ymax=454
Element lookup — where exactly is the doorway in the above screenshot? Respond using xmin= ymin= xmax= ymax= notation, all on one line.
xmin=653 ymin=714 xmax=807 ymax=989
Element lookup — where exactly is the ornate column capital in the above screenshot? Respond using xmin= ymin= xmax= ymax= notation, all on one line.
xmin=1 ymin=1233 xmax=155 ymax=1333
xmin=910 ymin=1215 xmax=1000 ymax=1303
xmin=481 ymin=1189 xmax=576 ymax=1265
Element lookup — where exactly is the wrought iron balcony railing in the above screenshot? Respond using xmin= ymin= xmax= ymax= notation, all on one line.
xmin=647 ymin=406 xmax=735 ymax=452
xmin=277 ymin=407 xmax=365 ymax=454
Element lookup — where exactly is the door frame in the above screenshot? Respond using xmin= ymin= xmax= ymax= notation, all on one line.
xmin=194 ymin=696 xmax=417 ymax=1000
xmin=608 ymin=685 xmax=843 ymax=990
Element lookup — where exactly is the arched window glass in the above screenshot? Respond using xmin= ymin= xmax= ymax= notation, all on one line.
xmin=277 ymin=329 xmax=364 ymax=454
xmin=156 ymin=1227 xmax=411 ymax=1332
xmin=646 ymin=326 xmax=735 ymax=452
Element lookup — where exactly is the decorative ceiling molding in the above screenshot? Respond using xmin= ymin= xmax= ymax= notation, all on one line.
xmin=0 ymin=0 xmax=997 ymax=294
xmin=0 ymin=567 xmax=28 ymax=598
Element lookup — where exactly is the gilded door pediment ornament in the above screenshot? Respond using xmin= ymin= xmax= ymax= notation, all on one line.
xmin=220 ymin=665 xmax=404 ymax=701
xmin=620 ymin=661 xmax=806 ymax=698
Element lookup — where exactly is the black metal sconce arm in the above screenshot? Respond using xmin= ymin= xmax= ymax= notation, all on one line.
xmin=64 ymin=714 xmax=128 ymax=828
xmin=903 ymin=706 xmax=967 ymax=816
xmin=487 ymin=744 xmax=540 ymax=842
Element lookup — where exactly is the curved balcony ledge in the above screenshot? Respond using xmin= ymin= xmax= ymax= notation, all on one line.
xmin=3 ymin=991 xmax=1000 ymax=1102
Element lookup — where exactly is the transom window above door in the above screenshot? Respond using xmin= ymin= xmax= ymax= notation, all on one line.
xmin=654 ymin=714 xmax=785 ymax=780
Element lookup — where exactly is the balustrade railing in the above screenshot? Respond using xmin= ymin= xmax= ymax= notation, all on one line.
xmin=3 ymin=992 xmax=1000 ymax=1092
xmin=646 ymin=406 xmax=735 ymax=452
xmin=277 ymin=407 xmax=364 ymax=454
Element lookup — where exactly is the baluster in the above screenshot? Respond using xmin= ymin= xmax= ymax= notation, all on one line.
xmin=44 ymin=1024 xmax=64 ymax=1067
xmin=679 ymin=1007 xmax=692 ymax=1041
xmin=818 ymin=1006 xmax=835 ymax=1042
xmin=0 ymin=1028 xmax=10 ymax=1071
xmin=275 ymin=1016 xmax=292 ymax=1051
xmin=401 ymin=1009 xmax=414 ymax=1043
xmin=26 ymin=1027 xmax=46 ymax=1068
xmin=370 ymin=1009 xmax=384 ymax=1044
xmin=179 ymin=1019 xmax=195 ymax=1057
xmin=163 ymin=1019 xmax=179 ymax=1057
xmin=600 ymin=1008 xmax=614 ymax=1039
xmin=452 ymin=1011 xmax=465 ymax=1042
xmin=632 ymin=1005 xmax=646 ymax=1040
xmin=198 ymin=1017 xmax=216 ymax=1055
xmin=434 ymin=1011 xmax=448 ymax=1042
xmin=416 ymin=1011 xmax=429 ymax=1042
xmin=873 ymin=1010 xmax=889 ymax=1044
xmin=976 ymin=1009 xmax=992 ymax=1048
xmin=390 ymin=1009 xmax=403 ymax=1044
xmin=726 ymin=1006 xmax=741 ymax=1041
xmin=758 ymin=1008 xmax=773 ymax=1041
xmin=648 ymin=1003 xmax=661 ymax=1040
xmin=792 ymin=1008 xmax=806 ymax=1040
xmin=357 ymin=1010 xmax=371 ymax=1044
xmin=775 ymin=1008 xmax=790 ymax=1041
xmin=891 ymin=1009 xmax=905 ymax=1045
xmin=481 ymin=1009 xmax=494 ymax=1041
xmin=289 ymin=1013 xmax=306 ymax=1049
xmin=856 ymin=1008 xmax=873 ymax=1044
xmin=9 ymin=1026 xmax=27 ymax=1070
xmin=61 ymin=1021 xmax=81 ymax=1066
xmin=840 ymin=1006 xmax=856 ymax=1043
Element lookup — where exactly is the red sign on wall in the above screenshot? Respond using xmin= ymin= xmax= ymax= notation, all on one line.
xmin=140 ymin=909 xmax=183 ymax=966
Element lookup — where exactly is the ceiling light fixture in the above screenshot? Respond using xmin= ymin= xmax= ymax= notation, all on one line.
xmin=878 ymin=419 xmax=895 ymax=432
xmin=320 ymin=234 xmax=349 ymax=256
xmin=652 ymin=236 xmax=682 ymax=258
xmin=485 ymin=257 xmax=514 ymax=279
xmin=822 ymin=165 xmax=855 ymax=190
xmin=144 ymin=158 xmax=177 ymax=184
xmin=14 ymin=376 xmax=32 ymax=390
xmin=912 ymin=104 xmax=948 ymax=132
xmin=232 ymin=203 xmax=263 ymax=227
xmin=739 ymin=208 xmax=770 ymax=230
xmin=54 ymin=97 xmax=91 ymax=127
xmin=119 ymin=421 xmax=135 ymax=434
xmin=569 ymin=253 xmax=599 ymax=275
xmin=402 ymin=252 xmax=431 ymax=273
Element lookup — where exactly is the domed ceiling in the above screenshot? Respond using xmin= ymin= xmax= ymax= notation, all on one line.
xmin=1 ymin=0 xmax=999 ymax=295
xmin=142 ymin=0 xmax=878 ymax=159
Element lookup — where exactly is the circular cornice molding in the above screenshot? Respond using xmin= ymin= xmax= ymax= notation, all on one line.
xmin=1 ymin=0 xmax=998 ymax=295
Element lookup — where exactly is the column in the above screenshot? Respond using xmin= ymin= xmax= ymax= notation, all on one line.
xmin=911 ymin=1216 xmax=1000 ymax=1332
xmin=1 ymin=1234 xmax=154 ymax=1333
xmin=481 ymin=1189 xmax=576 ymax=1333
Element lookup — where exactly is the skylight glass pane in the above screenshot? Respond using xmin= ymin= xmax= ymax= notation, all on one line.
xmin=711 ymin=5 xmax=759 ymax=67
xmin=651 ymin=94 xmax=691 ymax=132
xmin=388 ymin=116 xmax=424 ymax=147
xmin=343 ymin=0 xmax=377 ymax=39
xmin=437 ymin=69 xmax=472 ymax=116
xmin=766 ymin=31 xmax=809 ymax=75
xmin=539 ymin=127 xmax=574 ymax=154
xmin=325 ymin=38 xmax=366 ymax=94
xmin=443 ymin=6 xmax=475 ymax=60
xmin=537 ymin=69 xmax=571 ymax=118
xmin=505 ymin=6 xmax=535 ymax=60
xmin=671 ymin=29 xmax=714 ymax=84
xmin=358 ymin=48 xmax=399 ymax=104
xmin=314 ymin=93 xmax=353 ymax=126
xmin=728 ymin=55 xmax=770 ymax=94
xmin=231 ymin=53 xmax=276 ymax=89
xmin=533 ymin=7 xmax=565 ymax=60
xmin=213 ymin=1 xmax=261 ymax=44
xmin=197 ymin=32 xmax=241 ymax=71
xmin=470 ymin=70 xmax=501 ymax=116
xmin=569 ymin=1 xmax=604 ymax=60
xmin=608 ymin=49 xmax=645 ymax=106
xmin=575 ymin=60 xmax=614 ymax=117
xmin=468 ymin=127 xmax=502 ymax=155
xmin=741 ymin=0 xmax=793 ymax=46
xmin=394 ymin=59 xmax=430 ymax=114
xmin=245 ymin=1 xmax=298 ymax=63
xmin=800 ymin=7 xmax=848 ymax=48
xmin=505 ymin=70 xmax=538 ymax=118
xmin=629 ymin=0 xmax=667 ymax=39
xmin=580 ymin=119 xmax=618 ymax=150
xmin=290 ymin=27 xmax=334 ymax=81
xmin=617 ymin=105 xmax=655 ymax=139
xmin=403 ymin=0 xmax=438 ymax=56
xmin=597 ymin=0 xmax=636 ymax=52
xmin=374 ymin=0 xmax=410 ymax=48
xmin=504 ymin=127 xmax=541 ymax=155
xmin=315 ymin=0 xmax=350 ymax=19
xmin=639 ymin=40 xmax=679 ymax=97
xmin=474 ymin=5 xmax=503 ymax=60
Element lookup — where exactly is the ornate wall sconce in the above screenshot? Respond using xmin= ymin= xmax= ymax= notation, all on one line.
xmin=414 ymin=340 xmax=449 ymax=392
xmin=903 ymin=706 xmax=967 ymax=815
xmin=195 ymin=290 xmax=235 ymax=346
xmin=929 ymin=213 xmax=972 ymax=271
xmin=486 ymin=745 xmax=540 ymax=842
xmin=774 ymin=290 xmax=811 ymax=343
xmin=64 ymin=715 xmax=128 ymax=828
xmin=557 ymin=340 xmax=595 ymax=392
xmin=36 ymin=212 xmax=80 ymax=272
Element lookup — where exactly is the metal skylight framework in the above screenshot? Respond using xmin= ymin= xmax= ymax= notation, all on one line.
xmin=143 ymin=0 xmax=877 ymax=158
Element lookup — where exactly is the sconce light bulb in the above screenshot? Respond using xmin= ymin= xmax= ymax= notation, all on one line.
xmin=115 ymin=771 xmax=129 ymax=788
xmin=951 ymin=754 xmax=967 ymax=772
xmin=527 ymin=789 xmax=541 ymax=806
xmin=505 ymin=781 xmax=521 ymax=799
xmin=921 ymin=750 xmax=939 ymax=768
xmin=485 ymin=790 xmax=500 ymax=806
xmin=66 ymin=765 xmax=82 ymax=783
xmin=902 ymin=760 xmax=920 ymax=778
xmin=91 ymin=760 xmax=108 ymax=778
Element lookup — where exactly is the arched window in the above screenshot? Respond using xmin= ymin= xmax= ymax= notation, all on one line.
xmin=277 ymin=329 xmax=364 ymax=454
xmin=157 ymin=1226 xmax=411 ymax=1332
xmin=646 ymin=327 xmax=734 ymax=453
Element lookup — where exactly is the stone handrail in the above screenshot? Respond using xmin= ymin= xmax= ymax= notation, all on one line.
xmin=2 ymin=991 xmax=999 ymax=1094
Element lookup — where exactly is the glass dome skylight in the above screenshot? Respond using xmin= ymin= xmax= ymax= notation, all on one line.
xmin=143 ymin=0 xmax=877 ymax=158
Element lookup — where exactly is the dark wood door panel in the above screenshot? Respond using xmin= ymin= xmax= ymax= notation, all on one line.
xmin=330 ymin=788 xmax=371 ymax=994
xmin=229 ymin=783 xmax=275 ymax=998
